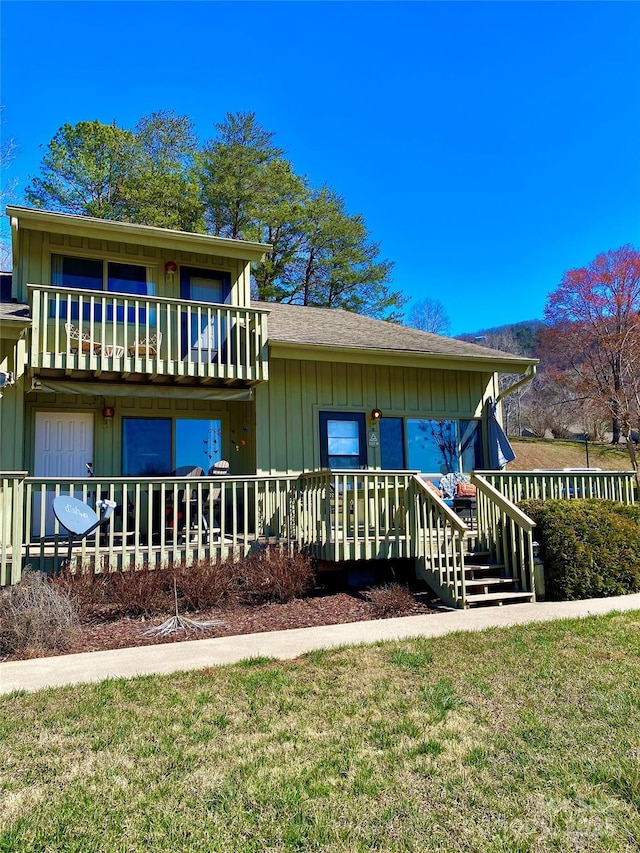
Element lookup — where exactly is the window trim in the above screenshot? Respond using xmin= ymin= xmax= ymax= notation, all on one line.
xmin=319 ymin=411 xmax=367 ymax=470
xmin=50 ymin=252 xmax=157 ymax=294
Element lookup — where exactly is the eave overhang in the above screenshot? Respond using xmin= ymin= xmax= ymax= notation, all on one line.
xmin=6 ymin=206 xmax=272 ymax=263
xmin=269 ymin=340 xmax=538 ymax=374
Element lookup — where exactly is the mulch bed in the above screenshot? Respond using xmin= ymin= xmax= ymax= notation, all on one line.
xmin=4 ymin=591 xmax=439 ymax=662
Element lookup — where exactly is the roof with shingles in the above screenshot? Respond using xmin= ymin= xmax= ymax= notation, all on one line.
xmin=0 ymin=302 xmax=30 ymax=325
xmin=253 ymin=300 xmax=535 ymax=366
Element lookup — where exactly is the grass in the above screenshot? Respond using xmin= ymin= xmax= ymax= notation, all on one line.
xmin=507 ymin=437 xmax=632 ymax=472
xmin=2 ymin=613 xmax=640 ymax=851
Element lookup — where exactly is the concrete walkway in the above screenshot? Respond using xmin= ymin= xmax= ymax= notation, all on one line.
xmin=2 ymin=594 xmax=640 ymax=695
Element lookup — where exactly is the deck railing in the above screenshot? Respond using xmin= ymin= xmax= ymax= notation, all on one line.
xmin=28 ymin=284 xmax=269 ymax=383
xmin=478 ymin=470 xmax=638 ymax=505
xmin=473 ymin=474 xmax=537 ymax=598
xmin=411 ymin=475 xmax=469 ymax=607
xmin=19 ymin=474 xmax=298 ymax=575
xmin=297 ymin=470 xmax=417 ymax=561
xmin=0 ymin=472 xmax=27 ymax=586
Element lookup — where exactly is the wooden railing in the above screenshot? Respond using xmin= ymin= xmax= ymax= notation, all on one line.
xmin=0 ymin=472 xmax=27 ymax=586
xmin=478 ymin=469 xmax=638 ymax=505
xmin=19 ymin=474 xmax=298 ymax=576
xmin=411 ymin=475 xmax=469 ymax=607
xmin=473 ymin=474 xmax=536 ymax=599
xmin=28 ymin=284 xmax=269 ymax=383
xmin=297 ymin=470 xmax=417 ymax=561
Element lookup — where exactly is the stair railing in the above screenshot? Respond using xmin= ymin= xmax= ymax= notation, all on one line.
xmin=472 ymin=474 xmax=536 ymax=599
xmin=411 ymin=475 xmax=469 ymax=607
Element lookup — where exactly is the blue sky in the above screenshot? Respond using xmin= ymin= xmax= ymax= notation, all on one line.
xmin=1 ymin=1 xmax=639 ymax=335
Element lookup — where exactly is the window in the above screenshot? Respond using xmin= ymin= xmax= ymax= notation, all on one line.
xmin=406 ymin=418 xmax=481 ymax=474
xmin=122 ymin=418 xmax=172 ymax=476
xmin=379 ymin=417 xmax=405 ymax=469
xmin=122 ymin=417 xmax=223 ymax=476
xmin=52 ymin=255 xmax=155 ymax=322
xmin=319 ymin=412 xmax=367 ymax=469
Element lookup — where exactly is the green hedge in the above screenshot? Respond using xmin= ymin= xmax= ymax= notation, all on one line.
xmin=519 ymin=499 xmax=640 ymax=601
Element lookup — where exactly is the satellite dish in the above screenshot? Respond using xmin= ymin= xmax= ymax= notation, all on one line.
xmin=53 ymin=495 xmax=100 ymax=537
xmin=52 ymin=495 xmax=117 ymax=567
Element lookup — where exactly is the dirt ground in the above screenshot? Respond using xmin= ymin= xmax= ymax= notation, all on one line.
xmin=4 ymin=589 xmax=439 ymax=662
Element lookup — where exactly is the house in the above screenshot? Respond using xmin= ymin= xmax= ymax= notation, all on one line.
xmin=2 ymin=206 xmax=634 ymax=605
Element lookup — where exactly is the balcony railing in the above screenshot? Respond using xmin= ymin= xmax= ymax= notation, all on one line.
xmin=28 ymin=285 xmax=269 ymax=383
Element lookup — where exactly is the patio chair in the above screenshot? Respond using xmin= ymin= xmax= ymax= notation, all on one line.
xmin=207 ymin=460 xmax=230 ymax=536
xmin=128 ymin=331 xmax=162 ymax=358
xmin=66 ymin=323 xmax=101 ymax=355
xmin=166 ymin=465 xmax=205 ymax=541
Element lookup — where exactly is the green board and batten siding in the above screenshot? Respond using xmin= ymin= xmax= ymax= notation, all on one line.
xmin=255 ymin=355 xmax=499 ymax=475
xmin=11 ymin=225 xmax=252 ymax=306
xmin=21 ymin=392 xmax=256 ymax=477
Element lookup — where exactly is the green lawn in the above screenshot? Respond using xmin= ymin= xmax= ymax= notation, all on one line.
xmin=2 ymin=613 xmax=640 ymax=852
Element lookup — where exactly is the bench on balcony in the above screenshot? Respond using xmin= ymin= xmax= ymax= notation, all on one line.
xmin=128 ymin=332 xmax=162 ymax=358
xmin=65 ymin=324 xmax=124 ymax=357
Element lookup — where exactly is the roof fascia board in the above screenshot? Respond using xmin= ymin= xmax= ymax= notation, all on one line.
xmin=0 ymin=321 xmax=29 ymax=341
xmin=7 ymin=206 xmax=270 ymax=262
xmin=269 ymin=341 xmax=537 ymax=374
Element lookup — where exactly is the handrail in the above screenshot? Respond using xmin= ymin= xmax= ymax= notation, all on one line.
xmin=472 ymin=473 xmax=536 ymax=600
xmin=411 ymin=474 xmax=469 ymax=606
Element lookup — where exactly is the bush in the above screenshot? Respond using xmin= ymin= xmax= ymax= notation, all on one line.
xmin=0 ymin=571 xmax=78 ymax=656
xmin=520 ymin=499 xmax=640 ymax=601
xmin=364 ymin=583 xmax=417 ymax=616
xmin=50 ymin=566 xmax=110 ymax=620
xmin=238 ymin=547 xmax=315 ymax=603
xmin=100 ymin=566 xmax=171 ymax=617
xmin=173 ymin=558 xmax=237 ymax=611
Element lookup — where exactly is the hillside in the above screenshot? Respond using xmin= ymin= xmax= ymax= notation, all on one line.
xmin=505 ymin=438 xmax=632 ymax=472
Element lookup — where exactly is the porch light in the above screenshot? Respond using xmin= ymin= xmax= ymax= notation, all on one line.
xmin=370 ymin=408 xmax=383 ymax=421
xmin=165 ymin=260 xmax=177 ymax=277
xmin=102 ymin=406 xmax=115 ymax=420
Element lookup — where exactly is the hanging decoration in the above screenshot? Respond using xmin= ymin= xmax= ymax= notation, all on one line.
xmin=204 ymin=425 xmax=250 ymax=458
xmin=231 ymin=428 xmax=249 ymax=452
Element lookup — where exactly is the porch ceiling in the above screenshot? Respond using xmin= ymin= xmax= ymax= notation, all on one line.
xmin=31 ymin=378 xmax=253 ymax=401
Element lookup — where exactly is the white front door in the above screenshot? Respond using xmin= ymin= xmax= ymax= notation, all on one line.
xmin=33 ymin=412 xmax=94 ymax=535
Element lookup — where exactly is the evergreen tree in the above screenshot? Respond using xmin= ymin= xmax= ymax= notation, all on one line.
xmin=25 ymin=120 xmax=137 ymax=218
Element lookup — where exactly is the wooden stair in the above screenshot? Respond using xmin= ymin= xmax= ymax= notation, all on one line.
xmin=416 ymin=542 xmax=535 ymax=609
xmin=462 ymin=549 xmax=534 ymax=607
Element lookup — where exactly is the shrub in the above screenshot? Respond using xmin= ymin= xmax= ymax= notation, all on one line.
xmin=50 ymin=566 xmax=110 ymax=620
xmin=173 ymin=558 xmax=238 ymax=611
xmin=100 ymin=566 xmax=172 ymax=616
xmin=0 ymin=571 xmax=78 ymax=656
xmin=238 ymin=547 xmax=315 ymax=603
xmin=364 ymin=583 xmax=417 ymax=616
xmin=520 ymin=499 xmax=640 ymax=601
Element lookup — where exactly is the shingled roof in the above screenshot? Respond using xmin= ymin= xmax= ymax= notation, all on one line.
xmin=253 ymin=301 xmax=534 ymax=367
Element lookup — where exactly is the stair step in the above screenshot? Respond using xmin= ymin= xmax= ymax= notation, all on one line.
xmin=465 ymin=577 xmax=515 ymax=588
xmin=465 ymin=563 xmax=505 ymax=575
xmin=466 ymin=591 xmax=534 ymax=606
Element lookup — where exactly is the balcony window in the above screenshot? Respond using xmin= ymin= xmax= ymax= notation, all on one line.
xmin=51 ymin=255 xmax=155 ymax=322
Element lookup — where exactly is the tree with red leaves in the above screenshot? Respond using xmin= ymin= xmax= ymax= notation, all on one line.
xmin=543 ymin=245 xmax=640 ymax=481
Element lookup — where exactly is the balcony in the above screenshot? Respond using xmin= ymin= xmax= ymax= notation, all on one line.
xmin=28 ymin=285 xmax=269 ymax=385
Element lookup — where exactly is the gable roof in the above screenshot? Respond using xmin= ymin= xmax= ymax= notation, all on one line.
xmin=253 ymin=300 xmax=537 ymax=373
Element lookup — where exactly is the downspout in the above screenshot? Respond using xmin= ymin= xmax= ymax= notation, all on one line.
xmin=496 ymin=363 xmax=537 ymax=404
